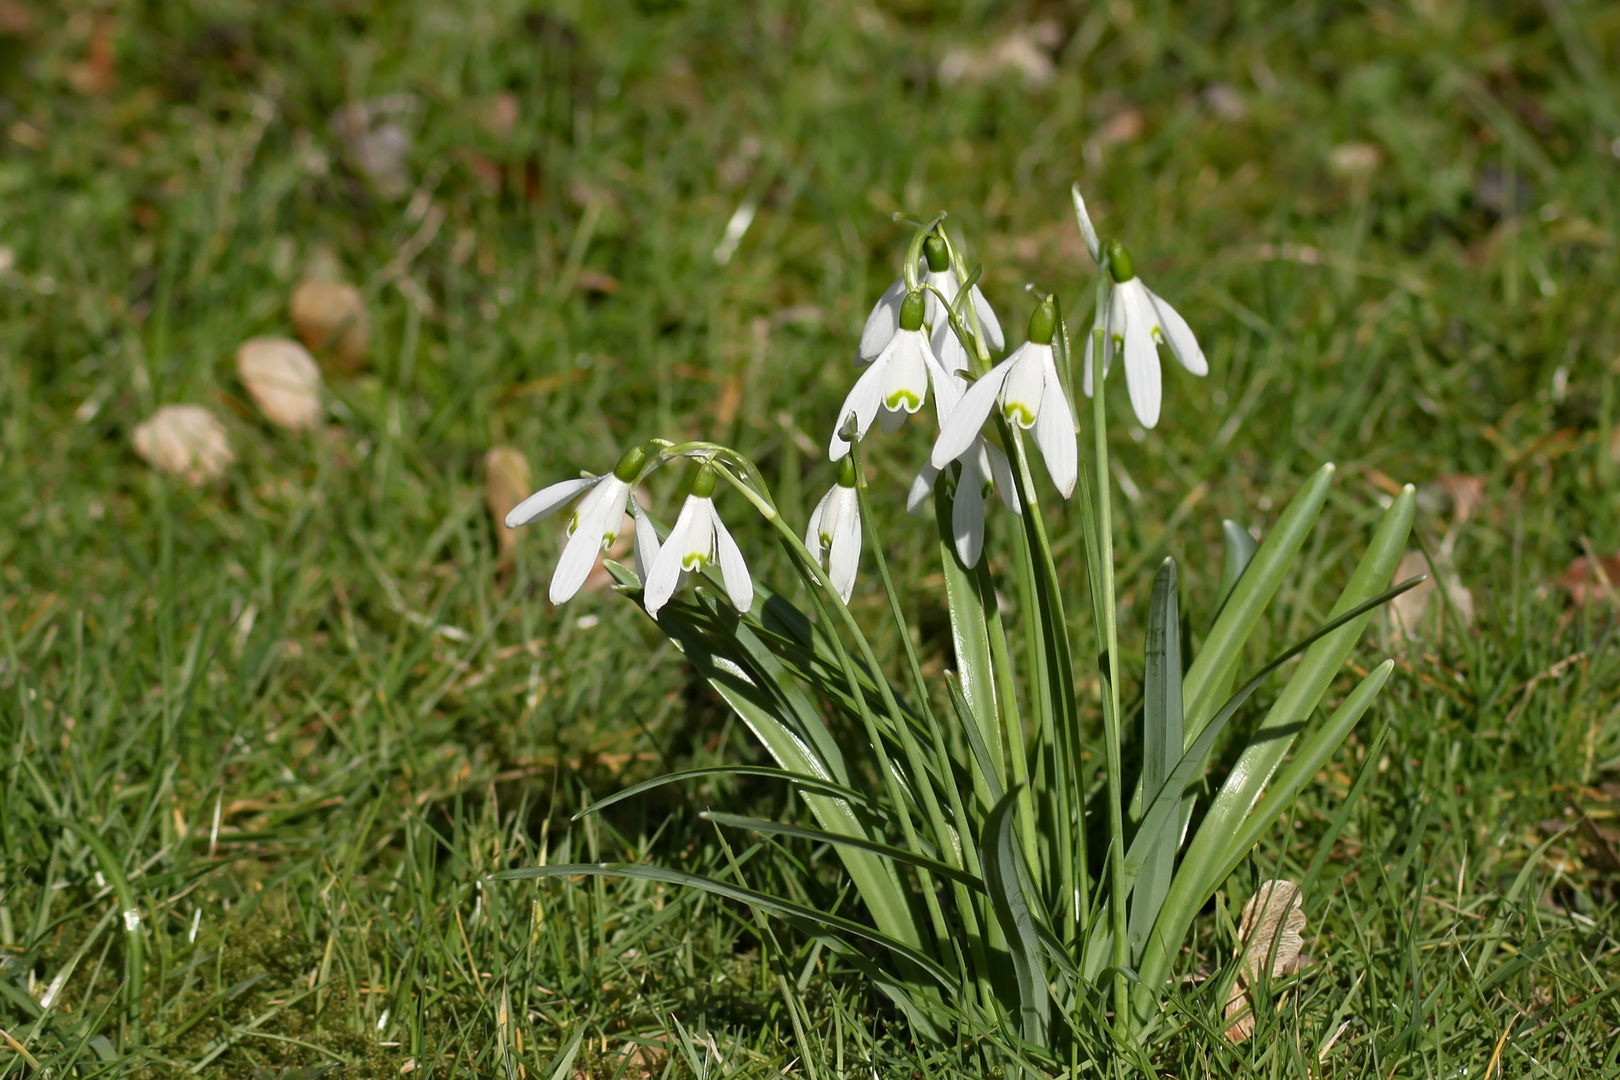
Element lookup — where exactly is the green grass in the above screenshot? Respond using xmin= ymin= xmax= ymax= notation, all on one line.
xmin=3 ymin=0 xmax=1620 ymax=1075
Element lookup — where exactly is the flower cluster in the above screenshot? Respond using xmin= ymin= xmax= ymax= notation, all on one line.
xmin=504 ymin=195 xmax=1205 ymax=613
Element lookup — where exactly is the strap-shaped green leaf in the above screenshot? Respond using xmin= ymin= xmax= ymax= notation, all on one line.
xmin=979 ymin=788 xmax=1050 ymax=1044
xmin=700 ymin=812 xmax=985 ymax=892
xmin=572 ymin=765 xmax=889 ymax=824
xmin=1127 ymin=558 xmax=1182 ymax=964
xmin=1214 ymin=518 xmax=1259 ymax=622
xmin=1182 ymin=463 xmax=1335 ymax=746
xmin=492 ymin=862 xmax=954 ymax=990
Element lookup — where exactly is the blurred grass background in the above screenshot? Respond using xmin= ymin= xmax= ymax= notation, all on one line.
xmin=2 ymin=0 xmax=1619 ymax=1075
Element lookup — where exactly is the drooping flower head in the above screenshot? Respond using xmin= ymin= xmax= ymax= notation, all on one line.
xmin=643 ymin=462 xmax=754 ymax=618
xmin=806 ymin=455 xmax=862 ymax=602
xmin=931 ymin=297 xmax=1077 ymax=499
xmin=831 ymin=290 xmax=959 ymax=460
xmin=1082 ymin=238 xmax=1208 ymax=429
xmin=506 ymin=443 xmax=652 ymax=604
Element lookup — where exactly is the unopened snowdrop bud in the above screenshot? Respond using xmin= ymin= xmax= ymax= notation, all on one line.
xmin=506 ymin=444 xmax=656 ymax=605
xmin=643 ymin=463 xmax=754 ymax=617
xmin=806 ymin=455 xmax=862 ymax=602
xmin=1084 ymin=240 xmax=1207 ymax=428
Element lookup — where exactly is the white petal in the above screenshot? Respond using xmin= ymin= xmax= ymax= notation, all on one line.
xmin=925 ymin=346 xmax=965 ymax=421
xmin=931 ymin=360 xmax=1012 ymax=469
xmin=858 ymin=277 xmax=907 ymax=363
xmin=986 ymin=444 xmax=1021 ymax=514
xmin=596 ymin=478 xmax=633 ymax=544
xmin=678 ymin=497 xmax=717 ymax=566
xmin=550 ymin=491 xmax=618 ymax=604
xmin=631 ymin=496 xmax=659 ymax=583
xmin=805 ymin=487 xmax=832 ymax=557
xmin=829 ymin=354 xmax=890 ymax=459
xmin=1033 ymin=362 xmax=1078 ymax=498
xmin=644 ymin=498 xmax=705 ymax=616
xmin=971 ymin=285 xmax=1004 ymax=351
xmin=506 ymin=475 xmax=597 ymax=528
xmin=1121 ymin=285 xmax=1163 ymax=428
xmin=932 ymin=321 xmax=970 ymax=375
xmin=923 ymin=269 xmax=958 ymax=330
xmin=880 ymin=330 xmax=930 ymax=415
xmin=1146 ymin=287 xmax=1207 ymax=376
xmin=825 ymin=488 xmax=861 ymax=603
xmin=907 ymin=463 xmax=938 ymax=516
xmin=952 ymin=460 xmax=987 ymax=567
xmin=878 ymin=405 xmax=908 ymax=434
xmin=1001 ymin=343 xmax=1048 ymax=429
xmin=711 ymin=505 xmax=754 ymax=612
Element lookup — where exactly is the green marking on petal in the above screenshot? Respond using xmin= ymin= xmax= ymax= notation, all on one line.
xmin=1003 ymin=402 xmax=1036 ymax=428
xmin=682 ymin=553 xmax=711 ymax=572
xmin=885 ymin=389 xmax=922 ymax=412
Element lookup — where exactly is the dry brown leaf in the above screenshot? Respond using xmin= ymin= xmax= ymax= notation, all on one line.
xmin=1437 ymin=474 xmax=1485 ymax=524
xmin=0 ymin=1 xmax=34 ymax=38
xmin=483 ymin=447 xmax=532 ymax=561
xmin=1328 ymin=142 xmax=1382 ymax=179
xmin=133 ymin=405 xmax=233 ymax=485
xmin=329 ymin=95 xmax=417 ymax=199
xmin=1561 ymin=554 xmax=1620 ymax=607
xmin=290 ymin=279 xmax=371 ymax=373
xmin=1224 ymin=880 xmax=1306 ymax=1043
xmin=1390 ymin=549 xmax=1474 ymax=638
xmin=938 ymin=21 xmax=1061 ymax=91
xmin=237 ymin=337 xmax=323 ymax=430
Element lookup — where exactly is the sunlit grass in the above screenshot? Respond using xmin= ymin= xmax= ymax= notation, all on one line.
xmin=2 ymin=0 xmax=1618 ymax=1075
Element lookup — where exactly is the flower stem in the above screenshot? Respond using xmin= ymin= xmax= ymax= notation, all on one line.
xmin=1090 ymin=326 xmax=1130 ymax=1034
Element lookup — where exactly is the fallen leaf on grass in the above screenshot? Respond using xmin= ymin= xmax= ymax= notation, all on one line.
xmin=1390 ymin=549 xmax=1475 ymax=637
xmin=938 ymin=21 xmax=1062 ymax=91
xmin=290 ymin=279 xmax=371 ymax=373
xmin=1561 ymin=554 xmax=1620 ymax=606
xmin=329 ymin=95 xmax=417 ymax=199
xmin=483 ymin=447 xmax=531 ymax=561
xmin=236 ymin=337 xmax=323 ymax=430
xmin=1225 ymin=880 xmax=1307 ymax=1043
xmin=133 ymin=405 xmax=233 ymax=484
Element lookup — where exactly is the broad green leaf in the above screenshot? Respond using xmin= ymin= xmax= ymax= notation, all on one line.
xmin=979 ymin=788 xmax=1049 ymax=1044
xmin=1136 ymin=486 xmax=1415 ymax=1006
xmin=1214 ymin=518 xmax=1259 ymax=620
xmin=1127 ymin=558 xmax=1182 ymax=964
xmin=1209 ymin=660 xmax=1393 ymax=886
xmin=935 ymin=481 xmax=1004 ymax=805
xmin=493 ymin=862 xmax=955 ymax=990
xmin=1182 ymin=463 xmax=1335 ymax=746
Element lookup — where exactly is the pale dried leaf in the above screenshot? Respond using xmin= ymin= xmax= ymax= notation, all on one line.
xmin=237 ymin=336 xmax=323 ymax=430
xmin=1224 ymin=880 xmax=1306 ymax=1042
xmin=330 ymin=96 xmax=417 ymax=199
xmin=483 ymin=447 xmax=532 ymax=559
xmin=938 ymin=21 xmax=1060 ymax=91
xmin=1328 ymin=141 xmax=1382 ymax=179
xmin=1390 ymin=549 xmax=1473 ymax=639
xmin=1562 ymin=554 xmax=1620 ymax=607
xmin=133 ymin=405 xmax=233 ymax=485
xmin=290 ymin=279 xmax=371 ymax=372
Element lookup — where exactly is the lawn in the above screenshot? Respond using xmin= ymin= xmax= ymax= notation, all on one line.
xmin=3 ymin=0 xmax=1619 ymax=1075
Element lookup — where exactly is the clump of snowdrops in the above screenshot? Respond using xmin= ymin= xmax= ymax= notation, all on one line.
xmin=496 ymin=188 xmax=1418 ymax=1070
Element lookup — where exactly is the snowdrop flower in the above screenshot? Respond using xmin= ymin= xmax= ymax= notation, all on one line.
xmin=1082 ymin=239 xmax=1207 ymax=429
xmin=930 ymin=298 xmax=1077 ymax=499
xmin=906 ymin=363 xmax=1021 ymax=567
xmin=857 ymin=236 xmax=1003 ymax=373
xmin=806 ymin=457 xmax=862 ymax=602
xmin=507 ymin=444 xmax=652 ymax=604
xmin=831 ymin=290 xmax=957 ymax=460
xmin=643 ymin=463 xmax=754 ymax=618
